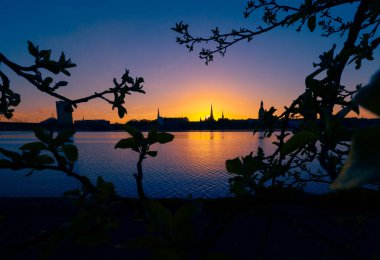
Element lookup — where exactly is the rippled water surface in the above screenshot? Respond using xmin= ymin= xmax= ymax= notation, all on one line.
xmin=0 ymin=131 xmax=324 ymax=198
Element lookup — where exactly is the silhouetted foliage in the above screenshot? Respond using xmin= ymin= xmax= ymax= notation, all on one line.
xmin=0 ymin=42 xmax=155 ymax=256
xmin=173 ymin=0 xmax=379 ymax=65
xmin=0 ymin=1 xmax=379 ymax=258
xmin=0 ymin=41 xmax=145 ymax=119
xmin=115 ymin=124 xmax=174 ymax=199
xmin=174 ymin=0 xmax=380 ymax=194
xmin=0 ymin=127 xmax=98 ymax=193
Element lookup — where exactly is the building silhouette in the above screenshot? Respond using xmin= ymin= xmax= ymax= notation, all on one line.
xmin=156 ymin=108 xmax=188 ymax=128
xmin=157 ymin=108 xmax=164 ymax=125
xmin=206 ymin=104 xmax=215 ymax=122
xmin=56 ymin=101 xmax=73 ymax=125
xmin=258 ymin=100 xmax=265 ymax=120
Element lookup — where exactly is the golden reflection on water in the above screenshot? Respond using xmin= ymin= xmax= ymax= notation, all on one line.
xmin=179 ymin=131 xmax=275 ymax=154
xmin=0 ymin=131 xmax=283 ymax=197
xmin=152 ymin=131 xmax=278 ymax=180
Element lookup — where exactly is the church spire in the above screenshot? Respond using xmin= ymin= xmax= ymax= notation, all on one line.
xmin=210 ymin=104 xmax=214 ymax=121
xmin=157 ymin=108 xmax=160 ymax=119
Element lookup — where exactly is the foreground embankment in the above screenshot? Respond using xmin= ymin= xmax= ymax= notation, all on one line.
xmin=1 ymin=190 xmax=380 ymax=259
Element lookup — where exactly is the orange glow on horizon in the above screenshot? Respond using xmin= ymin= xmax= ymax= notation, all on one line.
xmin=1 ymin=78 xmax=377 ymax=123
xmin=4 ymin=101 xmax=377 ymax=124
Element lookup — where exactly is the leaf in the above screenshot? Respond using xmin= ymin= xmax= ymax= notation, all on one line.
xmin=44 ymin=61 xmax=61 ymax=74
xmin=33 ymin=128 xmax=51 ymax=144
xmin=4 ymin=111 xmax=13 ymax=119
xmin=39 ymin=49 xmax=51 ymax=60
xmin=146 ymin=151 xmax=158 ymax=157
xmin=229 ymin=176 xmax=247 ymax=196
xmin=117 ymin=106 xmax=127 ymax=118
xmin=19 ymin=142 xmax=47 ymax=151
xmin=10 ymin=94 xmax=21 ymax=106
xmin=0 ymin=148 xmax=21 ymax=161
xmin=114 ymin=137 xmax=137 ymax=150
xmin=0 ymin=159 xmax=12 ymax=168
xmin=226 ymin=157 xmax=243 ymax=174
xmin=61 ymin=69 xmax=71 ymax=76
xmin=54 ymin=129 xmax=75 ymax=146
xmin=155 ymin=132 xmax=174 ymax=144
xmin=351 ymin=102 xmax=360 ymax=115
xmin=58 ymin=52 xmax=66 ymax=64
xmin=148 ymin=128 xmax=157 ymax=144
xmin=63 ymin=144 xmax=78 ymax=162
xmin=122 ymin=124 xmax=139 ymax=137
xmin=242 ymin=155 xmax=261 ymax=174
xmin=36 ymin=154 xmax=55 ymax=165
xmin=326 ymin=117 xmax=348 ymax=141
xmin=55 ymin=81 xmax=68 ymax=88
xmin=27 ymin=41 xmax=38 ymax=57
xmin=331 ymin=126 xmax=380 ymax=190
xmin=281 ymin=130 xmax=316 ymax=156
xmin=307 ymin=15 xmax=316 ymax=32
xmin=355 ymin=70 xmax=380 ymax=116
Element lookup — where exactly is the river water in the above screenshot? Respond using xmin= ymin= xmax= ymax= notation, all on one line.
xmin=0 ymin=131 xmax=328 ymax=198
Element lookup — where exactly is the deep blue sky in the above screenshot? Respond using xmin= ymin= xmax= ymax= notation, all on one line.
xmin=1 ymin=0 xmax=379 ymax=122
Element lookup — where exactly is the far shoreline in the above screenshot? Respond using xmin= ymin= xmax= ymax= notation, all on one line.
xmin=0 ymin=118 xmax=379 ymax=132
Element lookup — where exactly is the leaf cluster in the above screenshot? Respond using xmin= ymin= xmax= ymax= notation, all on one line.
xmin=127 ymin=200 xmax=203 ymax=259
xmin=332 ymin=70 xmax=380 ymax=189
xmin=27 ymin=41 xmax=76 ymax=76
xmin=0 ymin=42 xmax=145 ymax=119
xmin=226 ymin=148 xmax=268 ymax=195
xmin=180 ymin=1 xmax=380 ymax=195
xmin=0 ymin=71 xmax=20 ymax=119
xmin=0 ymin=128 xmax=75 ymax=170
xmin=40 ymin=177 xmax=120 ymax=256
xmin=173 ymin=0 xmax=379 ymax=65
xmin=111 ymin=70 xmax=145 ymax=118
xmin=0 ymin=128 xmax=97 ymax=192
xmin=114 ymin=124 xmax=174 ymax=199
xmin=115 ymin=124 xmax=174 ymax=157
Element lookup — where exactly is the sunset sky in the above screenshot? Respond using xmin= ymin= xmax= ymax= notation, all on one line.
xmin=1 ymin=0 xmax=379 ymax=123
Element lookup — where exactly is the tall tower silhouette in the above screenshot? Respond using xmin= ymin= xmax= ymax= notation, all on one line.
xmin=209 ymin=104 xmax=215 ymax=121
xmin=258 ymin=100 xmax=265 ymax=120
xmin=56 ymin=101 xmax=73 ymax=125
xmin=157 ymin=108 xmax=164 ymax=125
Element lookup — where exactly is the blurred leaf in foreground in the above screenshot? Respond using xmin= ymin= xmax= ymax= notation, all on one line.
xmin=331 ymin=126 xmax=380 ymax=190
xmin=355 ymin=70 xmax=380 ymax=116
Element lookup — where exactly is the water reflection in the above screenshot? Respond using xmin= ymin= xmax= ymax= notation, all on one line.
xmin=0 ymin=131 xmax=282 ymax=198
